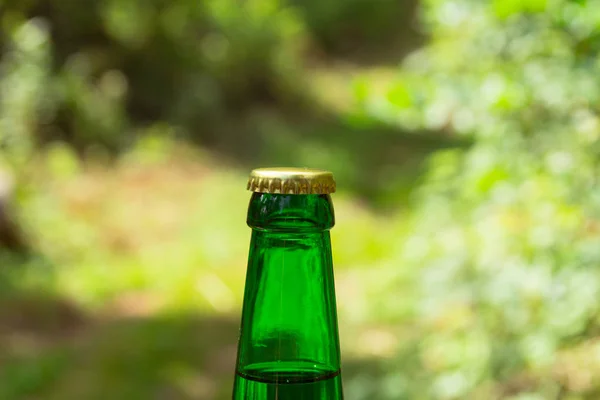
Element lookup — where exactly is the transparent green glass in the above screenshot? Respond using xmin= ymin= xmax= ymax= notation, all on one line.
xmin=232 ymin=192 xmax=343 ymax=399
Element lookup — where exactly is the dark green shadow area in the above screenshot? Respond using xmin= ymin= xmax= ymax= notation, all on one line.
xmin=0 ymin=287 xmax=397 ymax=400
xmin=0 ymin=293 xmax=237 ymax=399
xmin=188 ymin=104 xmax=472 ymax=209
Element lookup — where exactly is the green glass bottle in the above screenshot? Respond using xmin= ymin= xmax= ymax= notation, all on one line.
xmin=232 ymin=168 xmax=344 ymax=399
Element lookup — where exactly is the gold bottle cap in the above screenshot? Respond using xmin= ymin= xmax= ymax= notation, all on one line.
xmin=247 ymin=167 xmax=336 ymax=195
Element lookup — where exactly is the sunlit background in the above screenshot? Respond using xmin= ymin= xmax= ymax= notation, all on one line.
xmin=1 ymin=0 xmax=600 ymax=398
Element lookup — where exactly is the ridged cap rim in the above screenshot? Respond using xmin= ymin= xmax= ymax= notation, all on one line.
xmin=247 ymin=167 xmax=336 ymax=195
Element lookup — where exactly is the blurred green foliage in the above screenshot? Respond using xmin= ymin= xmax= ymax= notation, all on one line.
xmin=3 ymin=0 xmax=600 ymax=399
xmin=0 ymin=0 xmax=410 ymax=155
xmin=1 ymin=0 xmax=306 ymax=153
xmin=354 ymin=0 xmax=600 ymax=398
xmin=0 ymin=0 xmax=452 ymax=208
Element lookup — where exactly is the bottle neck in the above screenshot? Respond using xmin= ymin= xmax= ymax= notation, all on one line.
xmin=236 ymin=193 xmax=341 ymax=380
xmin=246 ymin=192 xmax=335 ymax=232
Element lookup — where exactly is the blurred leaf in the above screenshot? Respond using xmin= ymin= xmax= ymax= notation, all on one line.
xmin=386 ymin=82 xmax=412 ymax=109
xmin=352 ymin=77 xmax=370 ymax=105
xmin=492 ymin=0 xmax=547 ymax=19
xmin=101 ymin=0 xmax=153 ymax=48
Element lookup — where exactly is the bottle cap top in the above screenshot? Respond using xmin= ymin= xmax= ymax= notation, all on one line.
xmin=247 ymin=167 xmax=336 ymax=195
